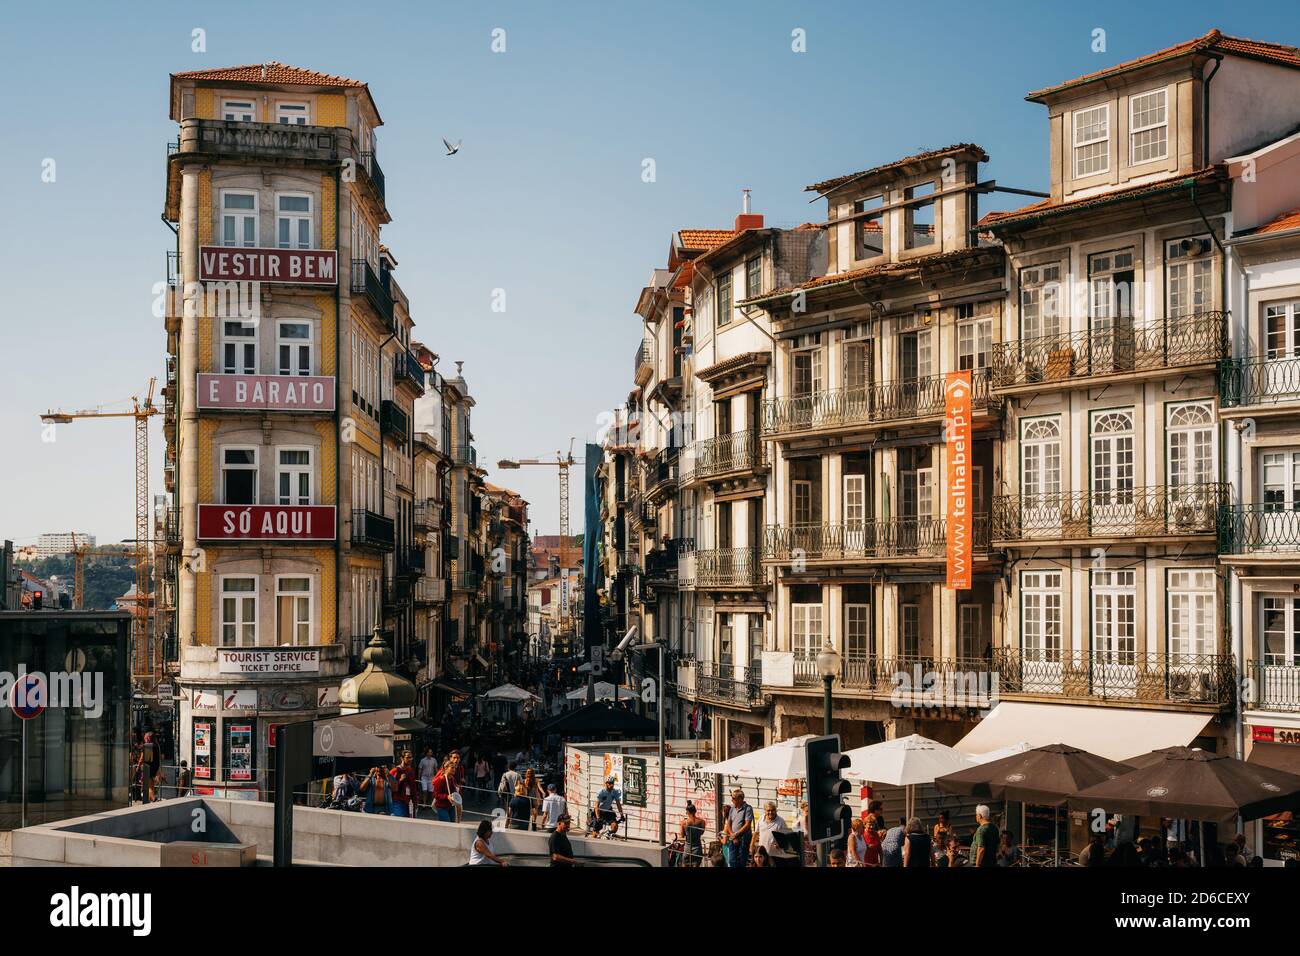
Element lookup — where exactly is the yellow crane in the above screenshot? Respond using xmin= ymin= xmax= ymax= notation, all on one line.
xmin=69 ymin=532 xmax=134 ymax=610
xmin=498 ymin=440 xmax=583 ymax=651
xmin=41 ymin=380 xmax=159 ymax=679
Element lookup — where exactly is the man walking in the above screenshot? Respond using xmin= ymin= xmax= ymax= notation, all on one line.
xmin=722 ymin=788 xmax=754 ymax=868
xmin=549 ymin=813 xmax=581 ymax=866
xmin=418 ymin=747 xmax=438 ymax=813
xmin=497 ymin=761 xmax=521 ymax=810
xmin=540 ymin=782 xmax=567 ymax=832
xmin=387 ymin=750 xmax=419 ymax=818
xmin=971 ymin=804 xmax=1000 ymax=868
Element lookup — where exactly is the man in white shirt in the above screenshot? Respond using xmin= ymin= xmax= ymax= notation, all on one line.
xmin=540 ymin=783 xmax=567 ymax=831
xmin=418 ymin=748 xmax=438 ymax=812
xmin=755 ymin=801 xmax=799 ymax=866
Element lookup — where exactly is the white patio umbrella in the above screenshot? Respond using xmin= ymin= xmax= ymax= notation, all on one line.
xmin=843 ymin=734 xmax=974 ymax=819
xmin=698 ymin=734 xmax=817 ymax=779
xmin=483 ymin=683 xmax=540 ymax=702
xmin=566 ymin=681 xmax=618 ymax=701
xmin=967 ymin=741 xmax=1033 ymax=765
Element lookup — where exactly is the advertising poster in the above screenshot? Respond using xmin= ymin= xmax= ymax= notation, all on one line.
xmin=228 ymin=723 xmax=253 ymax=781
xmin=194 ymin=722 xmax=212 ymax=779
xmin=944 ymin=369 xmax=973 ymax=590
xmin=623 ymin=756 xmax=647 ymax=807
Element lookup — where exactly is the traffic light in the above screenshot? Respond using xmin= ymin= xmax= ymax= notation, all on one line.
xmin=804 ymin=734 xmax=852 ymax=845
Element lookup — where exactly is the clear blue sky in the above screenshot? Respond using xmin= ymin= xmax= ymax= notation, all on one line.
xmin=1 ymin=0 xmax=1298 ymax=543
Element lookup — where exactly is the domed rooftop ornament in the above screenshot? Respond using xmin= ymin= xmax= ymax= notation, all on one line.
xmin=339 ymin=625 xmax=416 ymax=712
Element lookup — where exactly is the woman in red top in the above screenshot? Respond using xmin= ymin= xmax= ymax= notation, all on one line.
xmin=861 ymin=812 xmax=883 ymax=866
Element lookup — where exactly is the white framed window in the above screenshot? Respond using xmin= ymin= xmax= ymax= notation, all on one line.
xmin=222 ymin=99 xmax=256 ymax=122
xmin=901 ymin=603 xmax=920 ymax=657
xmin=716 ymin=272 xmax=733 ymax=328
xmin=277 ymin=448 xmax=312 ymax=505
xmin=1167 ymin=569 xmax=1214 ymax=659
xmin=276 ymin=101 xmax=310 ymax=125
xmin=222 ymin=320 xmax=257 ymax=375
xmin=1129 ymin=88 xmax=1168 ymax=165
xmin=842 ymin=336 xmax=872 ymax=391
xmin=1020 ymin=264 xmax=1063 ymax=340
xmin=220 ymin=576 xmax=258 ymax=647
xmin=1165 ymin=237 xmax=1213 ymax=319
xmin=221 ymin=447 xmax=258 ymax=505
xmin=1261 ymin=595 xmax=1300 ymax=667
xmin=1167 ymin=402 xmax=1214 ymax=491
xmin=791 ymin=333 xmax=823 ymax=397
xmin=1264 ymin=301 xmax=1300 ymax=361
xmin=845 ymin=603 xmax=871 ymax=662
xmin=791 ymin=603 xmax=822 ymax=661
xmin=717 ymin=612 xmax=733 ymax=666
xmin=959 ymin=604 xmax=983 ymax=659
xmin=1088 ymin=249 xmax=1135 ymax=332
xmin=276 ymin=193 xmax=312 ymax=249
xmin=1073 ymin=104 xmax=1110 ymax=178
xmin=957 ymin=303 xmax=993 ymax=371
xmin=276 ymin=576 xmax=312 ymax=646
xmin=1091 ymin=568 xmax=1136 ymax=663
xmin=1260 ymin=449 xmax=1300 ymax=511
xmin=843 ymin=474 xmax=867 ymax=524
xmin=792 ymin=479 xmax=814 ymax=525
xmin=221 ymin=191 xmax=258 ymax=248
xmin=1021 ymin=570 xmax=1062 ymax=661
xmin=1090 ymin=409 xmax=1135 ymax=500
xmin=277 ymin=320 xmax=312 ymax=376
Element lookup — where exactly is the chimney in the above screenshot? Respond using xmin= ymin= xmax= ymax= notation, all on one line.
xmin=734 ymin=189 xmax=763 ymax=232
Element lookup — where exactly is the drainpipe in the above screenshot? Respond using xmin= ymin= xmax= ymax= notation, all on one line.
xmin=1202 ymin=53 xmax=1223 ymax=171
xmin=334 ymin=169 xmax=342 ymax=665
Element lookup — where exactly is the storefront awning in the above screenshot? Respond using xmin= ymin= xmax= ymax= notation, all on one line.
xmin=954 ymin=701 xmax=1211 ymax=763
xmin=1247 ymin=742 xmax=1300 ymax=775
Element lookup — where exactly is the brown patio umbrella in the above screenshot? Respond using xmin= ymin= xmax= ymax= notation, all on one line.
xmin=1071 ymin=747 xmax=1300 ymax=825
xmin=935 ymin=743 xmax=1133 ymax=805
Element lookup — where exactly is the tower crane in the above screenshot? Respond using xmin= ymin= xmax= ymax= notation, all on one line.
xmin=69 ymin=532 xmax=135 ymax=610
xmin=41 ymin=380 xmax=159 ymax=679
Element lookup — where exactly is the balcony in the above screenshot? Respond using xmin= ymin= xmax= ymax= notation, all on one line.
xmin=350 ymin=258 xmax=395 ymax=330
xmin=991 ymin=484 xmax=1226 ymax=545
xmin=1218 ymin=504 xmax=1300 ymax=557
xmin=414 ymin=577 xmax=447 ymax=606
xmin=696 ymin=430 xmax=765 ymax=479
xmin=414 ymin=498 xmax=441 ymax=532
xmin=173 ymin=118 xmax=348 ymax=164
xmin=380 ymin=399 xmax=409 ymax=441
xmin=696 ymin=547 xmax=765 ymax=587
xmin=634 ymin=339 xmax=652 ymax=386
xmin=1220 ymin=355 xmax=1300 ymax=413
xmin=394 ymin=350 xmax=423 ymax=390
xmin=351 ymin=509 xmax=395 ymax=551
xmin=763 ymin=369 xmax=998 ymax=437
xmin=644 ymin=448 xmax=679 ymax=502
xmin=645 ymin=540 xmax=687 ymax=585
xmin=453 ymin=444 xmax=477 ymax=468
xmin=384 ymin=576 xmax=411 ymax=609
xmin=452 ymin=570 xmax=481 ymax=592
xmin=697 ymin=661 xmax=764 ymax=707
xmin=764 ymin=517 xmax=991 ymax=562
xmin=405 ymin=548 xmax=426 ymax=576
xmin=1245 ymin=662 xmax=1300 ymax=712
xmin=991 ymin=311 xmax=1226 ymax=393
xmin=357 ymin=149 xmax=386 ymax=209
xmin=779 ymin=651 xmax=1233 ymax=709
xmin=617 ymin=550 xmax=642 ymax=575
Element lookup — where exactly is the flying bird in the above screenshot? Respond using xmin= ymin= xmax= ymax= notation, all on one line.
xmin=443 ymin=138 xmax=461 ymax=156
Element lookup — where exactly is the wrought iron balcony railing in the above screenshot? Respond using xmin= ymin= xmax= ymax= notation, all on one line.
xmin=695 ymin=547 xmax=765 ymax=587
xmin=697 ymin=661 xmax=764 ymax=706
xmin=175 ymin=118 xmax=347 ymax=164
xmin=991 ymin=483 xmax=1226 ymax=542
xmin=1220 ymin=355 xmax=1300 ymax=408
xmin=453 ymin=444 xmax=477 ymax=467
xmin=380 ymin=399 xmax=409 ymax=441
xmin=358 ymin=149 xmax=386 ymax=206
xmin=763 ymin=368 xmax=997 ymax=435
xmin=350 ymin=258 xmax=395 ymax=330
xmin=764 ymin=516 xmax=990 ymax=561
xmin=1218 ymin=504 xmax=1300 ymax=555
xmin=634 ymin=339 xmax=652 ymax=381
xmin=991 ymin=311 xmax=1226 ymax=390
xmin=394 ymin=350 xmax=422 ymax=388
xmin=414 ymin=499 xmax=441 ymax=531
xmin=696 ymin=429 xmax=765 ymax=478
xmin=351 ymin=508 xmax=395 ymax=551
xmin=644 ymin=448 xmax=679 ymax=500
xmin=414 ymin=577 xmax=447 ymax=605
xmin=1245 ymin=661 xmax=1300 ymax=712
xmin=783 ymin=650 xmax=1233 ymax=707
xmin=617 ymin=550 xmax=642 ymax=574
xmin=451 ymin=570 xmax=481 ymax=592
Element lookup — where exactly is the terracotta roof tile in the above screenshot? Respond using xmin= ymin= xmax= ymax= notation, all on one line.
xmin=805 ymin=144 xmax=989 ymax=194
xmin=1027 ymin=30 xmax=1300 ymax=101
xmin=1258 ymin=207 xmax=1300 ymax=234
xmin=172 ymin=60 xmax=367 ymax=89
xmin=978 ymin=167 xmax=1225 ymax=230
xmin=677 ymin=229 xmax=735 ymax=250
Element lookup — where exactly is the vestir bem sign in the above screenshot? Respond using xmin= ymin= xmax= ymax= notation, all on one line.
xmin=198 ymin=504 xmax=336 ymax=541
xmin=197 ymin=373 xmax=335 ymax=412
xmin=199 ymin=245 xmax=338 ymax=285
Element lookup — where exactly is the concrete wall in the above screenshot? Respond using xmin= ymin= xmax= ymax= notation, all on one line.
xmin=10 ymin=799 xmax=664 ymax=867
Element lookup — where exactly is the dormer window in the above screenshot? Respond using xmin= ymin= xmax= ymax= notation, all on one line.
xmin=904 ymin=182 xmax=935 ymax=250
xmin=1129 ymin=89 xmax=1168 ymax=165
xmin=223 ymin=100 xmax=256 ymax=122
xmin=1073 ymin=104 xmax=1110 ymax=178
xmin=277 ymin=102 xmax=310 ymax=125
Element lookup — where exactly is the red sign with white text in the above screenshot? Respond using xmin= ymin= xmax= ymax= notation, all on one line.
xmin=198 ymin=505 xmax=336 ymax=541
xmin=199 ymin=246 xmax=337 ymax=285
xmin=197 ymin=373 xmax=335 ymax=412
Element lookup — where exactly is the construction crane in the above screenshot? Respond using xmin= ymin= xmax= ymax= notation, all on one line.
xmin=41 ymin=381 xmax=159 ymax=679
xmin=498 ymin=439 xmax=581 ymax=568
xmin=69 ymin=532 xmax=134 ymax=610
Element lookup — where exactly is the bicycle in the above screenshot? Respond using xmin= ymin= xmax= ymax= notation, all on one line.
xmin=589 ymin=809 xmax=628 ymax=840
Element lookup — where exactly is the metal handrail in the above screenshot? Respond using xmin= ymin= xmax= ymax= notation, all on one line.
xmin=695 ymin=547 xmax=764 ymax=587
xmin=697 ymin=661 xmax=763 ymax=705
xmin=764 ymin=516 xmax=991 ymax=560
xmin=695 ymin=429 xmax=764 ymax=478
xmin=1221 ymin=354 xmax=1300 ymax=408
xmin=350 ymin=258 xmax=394 ymax=328
xmin=1245 ymin=661 xmax=1300 ymax=712
xmin=1218 ymin=504 xmax=1300 ymax=554
xmin=992 ymin=483 xmax=1226 ymax=541
xmin=763 ymin=368 xmax=997 ymax=435
xmin=358 ymin=149 xmax=386 ymax=205
xmin=991 ymin=310 xmax=1226 ymax=389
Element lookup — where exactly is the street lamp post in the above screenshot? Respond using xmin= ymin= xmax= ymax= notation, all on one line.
xmin=815 ymin=640 xmax=841 ymax=867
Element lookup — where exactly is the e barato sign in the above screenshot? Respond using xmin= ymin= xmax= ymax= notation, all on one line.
xmin=197 ymin=373 xmax=335 ymax=412
xmin=199 ymin=245 xmax=337 ymax=285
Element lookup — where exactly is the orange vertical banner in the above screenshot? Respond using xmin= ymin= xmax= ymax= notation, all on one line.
xmin=945 ymin=370 xmax=973 ymax=590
